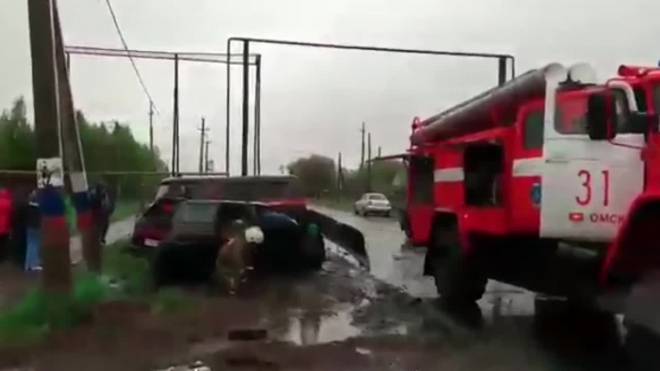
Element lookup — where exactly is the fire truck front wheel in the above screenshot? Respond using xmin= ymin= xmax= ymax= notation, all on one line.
xmin=429 ymin=226 xmax=487 ymax=305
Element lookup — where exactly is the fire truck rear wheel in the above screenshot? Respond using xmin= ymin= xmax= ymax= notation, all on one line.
xmin=430 ymin=227 xmax=486 ymax=305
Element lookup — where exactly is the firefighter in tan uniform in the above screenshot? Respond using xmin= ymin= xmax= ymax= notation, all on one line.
xmin=215 ymin=219 xmax=264 ymax=295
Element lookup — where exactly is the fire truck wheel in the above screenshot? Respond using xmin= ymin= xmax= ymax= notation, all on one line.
xmin=430 ymin=227 xmax=486 ymax=304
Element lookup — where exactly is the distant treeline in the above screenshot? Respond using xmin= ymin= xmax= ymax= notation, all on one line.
xmin=0 ymin=96 xmax=167 ymax=199
xmin=285 ymin=154 xmax=406 ymax=204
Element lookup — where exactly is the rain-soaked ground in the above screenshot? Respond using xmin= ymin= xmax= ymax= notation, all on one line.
xmin=146 ymin=206 xmax=656 ymax=371
xmin=2 ymin=209 xmax=659 ymax=370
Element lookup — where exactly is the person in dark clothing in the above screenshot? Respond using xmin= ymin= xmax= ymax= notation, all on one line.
xmin=8 ymin=187 xmax=31 ymax=267
xmin=91 ymin=182 xmax=111 ymax=244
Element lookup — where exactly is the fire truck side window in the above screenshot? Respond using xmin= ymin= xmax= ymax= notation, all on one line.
xmin=554 ymin=96 xmax=588 ymax=135
xmin=409 ymin=156 xmax=434 ymax=204
xmin=463 ymin=143 xmax=503 ymax=207
xmin=522 ymin=108 xmax=545 ymax=150
xmin=633 ymin=87 xmax=648 ymax=112
xmin=611 ymin=89 xmax=642 ymax=134
xmin=554 ymin=92 xmax=639 ymax=135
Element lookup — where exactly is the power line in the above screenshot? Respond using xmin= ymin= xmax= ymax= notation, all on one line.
xmin=103 ymin=0 xmax=160 ymax=116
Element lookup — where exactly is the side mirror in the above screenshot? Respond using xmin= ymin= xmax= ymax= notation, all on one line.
xmin=586 ymin=92 xmax=617 ymax=141
xmin=628 ymin=112 xmax=660 ymax=134
xmin=628 ymin=112 xmax=651 ymax=133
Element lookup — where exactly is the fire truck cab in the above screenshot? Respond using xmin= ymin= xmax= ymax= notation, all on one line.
xmin=402 ymin=62 xmax=658 ymax=305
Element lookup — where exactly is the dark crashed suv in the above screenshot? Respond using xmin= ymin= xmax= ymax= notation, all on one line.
xmin=131 ymin=175 xmax=307 ymax=248
xmin=151 ymin=199 xmax=326 ymax=285
xmin=130 ymin=175 xmax=326 ymax=270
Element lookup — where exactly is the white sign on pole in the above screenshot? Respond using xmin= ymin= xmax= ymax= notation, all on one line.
xmin=36 ymin=157 xmax=64 ymax=188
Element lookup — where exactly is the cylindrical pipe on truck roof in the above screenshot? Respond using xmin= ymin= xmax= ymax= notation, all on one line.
xmin=410 ymin=64 xmax=561 ymax=146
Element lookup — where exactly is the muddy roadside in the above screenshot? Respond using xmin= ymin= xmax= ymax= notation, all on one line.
xmin=0 ymin=250 xmax=558 ymax=371
xmin=0 ymin=255 xmax=363 ymax=370
xmin=0 ymin=209 xmax=640 ymax=371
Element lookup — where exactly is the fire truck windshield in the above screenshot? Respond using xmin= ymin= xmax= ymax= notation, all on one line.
xmin=554 ymin=94 xmax=589 ymax=134
xmin=554 ymin=90 xmax=634 ymax=135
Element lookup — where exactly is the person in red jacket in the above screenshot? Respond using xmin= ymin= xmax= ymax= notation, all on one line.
xmin=0 ymin=187 xmax=13 ymax=261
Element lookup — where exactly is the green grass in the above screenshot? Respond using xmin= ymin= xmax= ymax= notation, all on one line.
xmin=103 ymin=240 xmax=196 ymax=314
xmin=110 ymin=199 xmax=141 ymax=223
xmin=102 ymin=240 xmax=152 ymax=297
xmin=0 ymin=272 xmax=110 ymax=346
xmin=0 ymin=239 xmax=195 ymax=347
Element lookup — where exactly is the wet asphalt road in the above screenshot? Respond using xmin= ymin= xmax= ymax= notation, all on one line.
xmin=310 ymin=205 xmax=535 ymax=307
xmin=69 ymin=216 xmax=136 ymax=264
xmin=307 ymin=205 xmax=641 ymax=371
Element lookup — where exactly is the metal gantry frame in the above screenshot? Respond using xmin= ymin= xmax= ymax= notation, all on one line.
xmin=226 ymin=37 xmax=516 ymax=176
xmin=64 ymin=45 xmax=261 ymax=176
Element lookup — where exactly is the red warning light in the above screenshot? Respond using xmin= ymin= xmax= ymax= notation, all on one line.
xmin=618 ymin=65 xmax=649 ymax=77
xmin=568 ymin=212 xmax=584 ymax=222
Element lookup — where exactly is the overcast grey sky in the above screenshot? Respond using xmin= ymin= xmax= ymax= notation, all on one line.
xmin=0 ymin=0 xmax=657 ymax=174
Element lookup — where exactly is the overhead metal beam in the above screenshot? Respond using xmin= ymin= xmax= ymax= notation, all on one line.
xmin=64 ymin=45 xmax=258 ymax=64
xmin=65 ymin=44 xmax=262 ymax=177
xmin=226 ymin=36 xmax=516 ymax=177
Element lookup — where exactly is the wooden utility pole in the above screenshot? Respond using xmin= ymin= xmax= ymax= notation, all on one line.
xmin=149 ymin=102 xmax=154 ymax=154
xmin=359 ymin=122 xmax=365 ymax=169
xmin=53 ymin=2 xmax=100 ymax=272
xmin=337 ymin=152 xmax=342 ymax=201
xmin=198 ymin=117 xmax=207 ymax=173
xmin=27 ymin=0 xmax=72 ymax=293
xmin=367 ymin=132 xmax=372 ymax=192
xmin=171 ymin=54 xmax=180 ymax=175
xmin=204 ymin=139 xmax=211 ymax=173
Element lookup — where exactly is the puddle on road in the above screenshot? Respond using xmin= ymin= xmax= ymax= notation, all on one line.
xmin=282 ymin=306 xmax=361 ymax=345
xmin=325 ymin=241 xmax=361 ymax=269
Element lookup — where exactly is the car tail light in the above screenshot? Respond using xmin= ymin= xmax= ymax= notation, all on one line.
xmin=144 ymin=199 xmax=178 ymax=217
xmin=136 ymin=225 xmax=167 ymax=241
xmin=161 ymin=203 xmax=174 ymax=213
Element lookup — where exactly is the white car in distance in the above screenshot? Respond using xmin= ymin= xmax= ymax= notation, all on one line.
xmin=354 ymin=193 xmax=392 ymax=217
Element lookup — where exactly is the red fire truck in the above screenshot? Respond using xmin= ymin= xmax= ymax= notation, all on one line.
xmin=395 ymin=62 xmax=657 ymax=306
